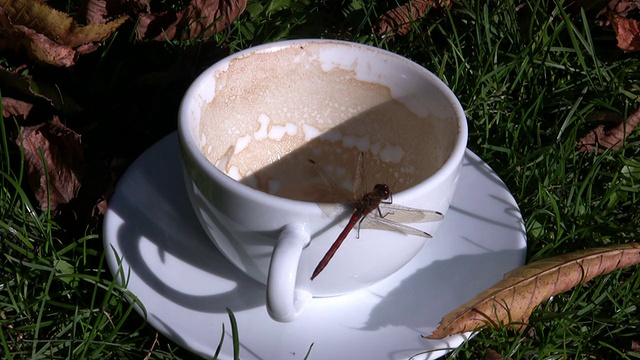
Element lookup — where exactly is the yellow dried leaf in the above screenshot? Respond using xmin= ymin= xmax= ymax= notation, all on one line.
xmin=427 ymin=243 xmax=640 ymax=339
xmin=0 ymin=0 xmax=126 ymax=47
xmin=0 ymin=0 xmax=126 ymax=66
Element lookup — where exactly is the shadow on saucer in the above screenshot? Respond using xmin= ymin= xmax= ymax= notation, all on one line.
xmin=360 ymin=151 xmax=527 ymax=332
xmin=107 ymin=134 xmax=265 ymax=314
xmin=360 ymin=248 xmax=523 ymax=332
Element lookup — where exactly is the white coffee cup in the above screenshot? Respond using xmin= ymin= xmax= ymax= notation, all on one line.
xmin=178 ymin=39 xmax=467 ymax=322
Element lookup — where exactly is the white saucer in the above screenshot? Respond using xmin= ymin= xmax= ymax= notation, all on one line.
xmin=103 ymin=133 xmax=527 ymax=360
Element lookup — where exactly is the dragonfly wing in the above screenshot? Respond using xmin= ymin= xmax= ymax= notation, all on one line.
xmin=360 ymin=216 xmax=433 ymax=238
xmin=308 ymin=158 xmax=356 ymax=202
xmin=378 ymin=204 xmax=444 ymax=223
xmin=353 ymin=152 xmax=365 ymax=197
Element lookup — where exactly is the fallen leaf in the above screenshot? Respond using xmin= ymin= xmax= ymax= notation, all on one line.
xmin=136 ymin=0 xmax=247 ymax=41
xmin=83 ymin=0 xmax=110 ymax=24
xmin=95 ymin=197 xmax=108 ymax=216
xmin=136 ymin=10 xmax=180 ymax=40
xmin=372 ymin=0 xmax=450 ymax=36
xmin=0 ymin=67 xmax=81 ymax=113
xmin=609 ymin=13 xmax=640 ymax=52
xmin=485 ymin=348 xmax=509 ymax=360
xmin=82 ymin=0 xmax=149 ymax=25
xmin=577 ymin=106 xmax=640 ymax=152
xmin=0 ymin=0 xmax=126 ymax=66
xmin=427 ymin=243 xmax=640 ymax=339
xmin=604 ymin=0 xmax=640 ymax=18
xmin=18 ymin=116 xmax=83 ymax=211
xmin=0 ymin=0 xmax=127 ymax=47
xmin=2 ymin=97 xmax=33 ymax=119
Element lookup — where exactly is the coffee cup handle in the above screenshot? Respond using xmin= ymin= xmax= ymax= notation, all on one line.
xmin=266 ymin=223 xmax=312 ymax=322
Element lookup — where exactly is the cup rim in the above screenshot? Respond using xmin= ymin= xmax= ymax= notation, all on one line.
xmin=178 ymin=38 xmax=468 ymax=210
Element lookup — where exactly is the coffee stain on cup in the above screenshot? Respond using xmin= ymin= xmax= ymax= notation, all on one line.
xmin=197 ymin=42 xmax=458 ymax=203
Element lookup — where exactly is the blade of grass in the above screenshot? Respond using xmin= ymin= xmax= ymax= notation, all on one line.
xmin=211 ymin=323 xmax=225 ymax=360
xmin=226 ymin=308 xmax=240 ymax=360
xmin=0 ymin=325 xmax=12 ymax=360
xmin=303 ymin=342 xmax=314 ymax=360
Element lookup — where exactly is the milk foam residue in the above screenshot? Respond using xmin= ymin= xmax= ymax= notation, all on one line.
xmin=197 ymin=42 xmax=456 ymax=201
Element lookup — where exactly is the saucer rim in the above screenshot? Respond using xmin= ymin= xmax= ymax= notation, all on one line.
xmin=103 ymin=132 xmax=527 ymax=360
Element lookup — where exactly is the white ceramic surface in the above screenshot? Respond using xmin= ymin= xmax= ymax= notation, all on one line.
xmin=103 ymin=133 xmax=527 ymax=360
xmin=178 ymin=39 xmax=468 ymax=321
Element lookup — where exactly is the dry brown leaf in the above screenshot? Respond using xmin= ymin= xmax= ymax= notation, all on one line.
xmin=2 ymin=97 xmax=33 ymax=119
xmin=0 ymin=0 xmax=126 ymax=66
xmin=609 ymin=13 xmax=640 ymax=52
xmin=427 ymin=243 xmax=640 ymax=339
xmin=577 ymin=106 xmax=640 ymax=152
xmin=84 ymin=0 xmax=110 ymax=24
xmin=18 ymin=116 xmax=83 ymax=211
xmin=5 ymin=24 xmax=78 ymax=67
xmin=0 ymin=67 xmax=81 ymax=113
xmin=83 ymin=0 xmax=149 ymax=24
xmin=373 ymin=0 xmax=450 ymax=36
xmin=605 ymin=0 xmax=640 ymax=18
xmin=485 ymin=348 xmax=510 ymax=360
xmin=136 ymin=0 xmax=247 ymax=41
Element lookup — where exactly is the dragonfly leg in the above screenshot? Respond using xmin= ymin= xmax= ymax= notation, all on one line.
xmin=379 ymin=191 xmax=393 ymax=218
xmin=377 ymin=206 xmax=395 ymax=219
xmin=355 ymin=216 xmax=367 ymax=239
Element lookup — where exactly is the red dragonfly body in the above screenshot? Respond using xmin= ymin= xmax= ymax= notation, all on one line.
xmin=311 ymin=184 xmax=391 ymax=280
xmin=308 ymin=155 xmax=444 ymax=281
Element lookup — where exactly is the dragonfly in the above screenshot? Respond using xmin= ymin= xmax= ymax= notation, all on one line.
xmin=309 ymin=153 xmax=445 ymax=281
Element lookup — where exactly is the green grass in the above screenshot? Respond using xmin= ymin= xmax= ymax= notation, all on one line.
xmin=0 ymin=114 xmax=163 ymax=358
xmin=2 ymin=0 xmax=640 ymax=358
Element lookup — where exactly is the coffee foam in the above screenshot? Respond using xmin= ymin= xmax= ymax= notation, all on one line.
xmin=199 ymin=43 xmax=457 ymax=202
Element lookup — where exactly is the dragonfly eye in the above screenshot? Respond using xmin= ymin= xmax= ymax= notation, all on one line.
xmin=373 ymin=184 xmax=391 ymax=199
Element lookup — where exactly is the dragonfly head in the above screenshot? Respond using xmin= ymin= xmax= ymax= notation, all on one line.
xmin=373 ymin=184 xmax=391 ymax=200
